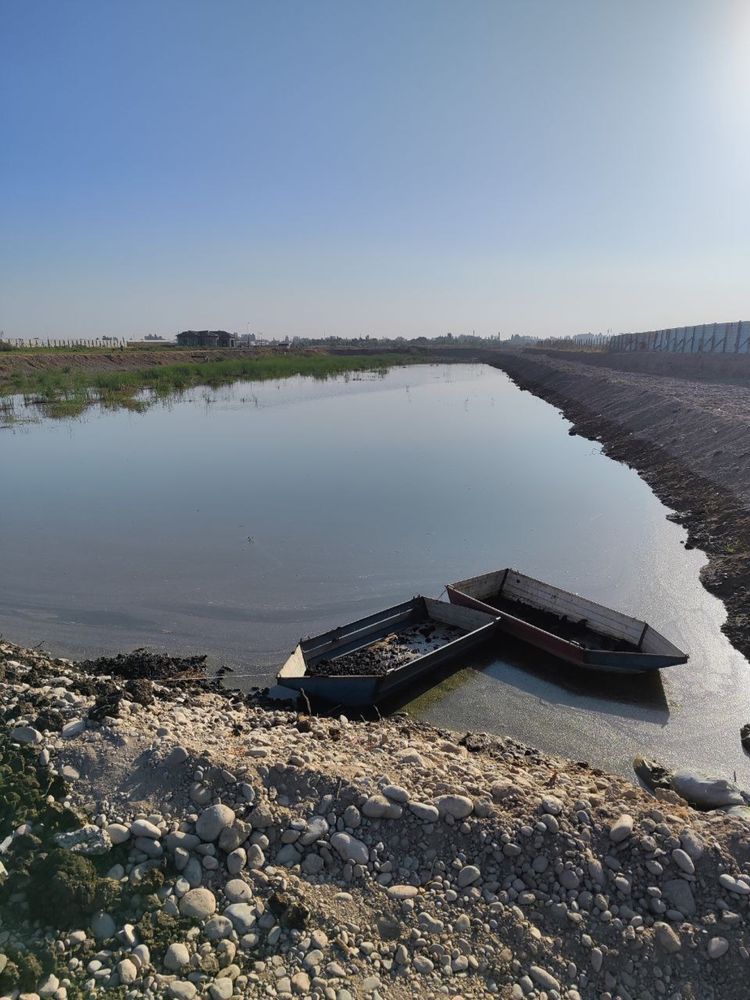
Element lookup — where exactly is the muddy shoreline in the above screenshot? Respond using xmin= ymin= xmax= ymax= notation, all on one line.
xmin=490 ymin=352 xmax=750 ymax=662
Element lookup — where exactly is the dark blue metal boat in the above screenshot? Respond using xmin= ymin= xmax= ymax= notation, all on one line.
xmin=277 ymin=596 xmax=499 ymax=706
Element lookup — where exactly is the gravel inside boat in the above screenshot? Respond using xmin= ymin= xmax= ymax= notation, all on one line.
xmin=309 ymin=622 xmax=465 ymax=678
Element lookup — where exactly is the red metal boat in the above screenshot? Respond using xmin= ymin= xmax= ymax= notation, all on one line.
xmin=447 ymin=568 xmax=688 ymax=672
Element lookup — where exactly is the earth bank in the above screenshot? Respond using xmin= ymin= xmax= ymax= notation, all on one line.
xmin=489 ymin=352 xmax=750 ymax=662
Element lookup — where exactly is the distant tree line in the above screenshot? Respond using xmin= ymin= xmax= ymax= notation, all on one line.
xmin=289 ymin=332 xmax=539 ymax=348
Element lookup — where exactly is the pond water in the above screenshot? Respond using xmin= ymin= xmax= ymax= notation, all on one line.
xmin=2 ymin=363 xmax=749 ymax=782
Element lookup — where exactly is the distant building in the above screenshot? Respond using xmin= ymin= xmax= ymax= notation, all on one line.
xmin=176 ymin=330 xmax=236 ymax=348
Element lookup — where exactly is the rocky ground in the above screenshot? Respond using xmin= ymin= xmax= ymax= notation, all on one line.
xmin=489 ymin=352 xmax=750 ymax=662
xmin=3 ymin=640 xmax=750 ymax=1000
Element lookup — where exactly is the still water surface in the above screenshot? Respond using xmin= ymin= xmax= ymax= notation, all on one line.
xmin=2 ymin=364 xmax=749 ymax=782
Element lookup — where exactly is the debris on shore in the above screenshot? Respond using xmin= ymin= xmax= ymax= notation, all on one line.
xmin=78 ymin=649 xmax=210 ymax=683
xmin=3 ymin=638 xmax=750 ymax=1000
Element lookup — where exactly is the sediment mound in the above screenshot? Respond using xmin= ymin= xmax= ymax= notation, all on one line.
xmin=79 ymin=649 xmax=210 ymax=683
xmin=2 ymin=638 xmax=750 ymax=999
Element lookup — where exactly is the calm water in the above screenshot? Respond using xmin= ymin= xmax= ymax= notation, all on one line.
xmin=2 ymin=364 xmax=749 ymax=782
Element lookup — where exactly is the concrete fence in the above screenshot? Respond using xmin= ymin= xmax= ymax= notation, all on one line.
xmin=611 ymin=321 xmax=750 ymax=355
xmin=1 ymin=338 xmax=129 ymax=349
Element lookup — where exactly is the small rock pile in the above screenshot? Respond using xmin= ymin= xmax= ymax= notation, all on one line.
xmin=2 ymin=639 xmax=750 ymax=1000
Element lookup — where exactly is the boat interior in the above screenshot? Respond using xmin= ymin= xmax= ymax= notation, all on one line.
xmin=280 ymin=597 xmax=495 ymax=679
xmin=452 ymin=569 xmax=651 ymax=652
xmin=489 ymin=593 xmax=638 ymax=652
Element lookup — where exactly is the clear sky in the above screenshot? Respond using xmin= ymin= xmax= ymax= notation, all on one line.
xmin=1 ymin=0 xmax=748 ymax=340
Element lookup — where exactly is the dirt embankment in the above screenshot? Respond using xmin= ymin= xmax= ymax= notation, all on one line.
xmin=490 ymin=352 xmax=750 ymax=660
xmin=527 ymin=349 xmax=750 ymax=388
xmin=4 ymin=639 xmax=750 ymax=999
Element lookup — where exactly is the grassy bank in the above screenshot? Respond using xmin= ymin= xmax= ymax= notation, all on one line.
xmin=1 ymin=351 xmax=427 ymax=420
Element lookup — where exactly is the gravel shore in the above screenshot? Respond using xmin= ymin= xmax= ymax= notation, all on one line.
xmin=3 ymin=640 xmax=750 ymax=1000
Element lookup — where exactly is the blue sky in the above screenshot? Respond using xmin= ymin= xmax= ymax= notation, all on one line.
xmin=1 ymin=0 xmax=748 ymax=339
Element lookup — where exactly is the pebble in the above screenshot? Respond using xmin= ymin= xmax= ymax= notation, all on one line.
xmin=299 ymin=815 xmax=329 ymax=845
xmin=208 ymin=979 xmax=234 ymax=1000
xmin=164 ymin=942 xmax=190 ymax=970
xmin=413 ymin=955 xmax=435 ymax=974
xmin=130 ymin=818 xmax=161 ymax=839
xmin=671 ymin=848 xmax=695 ymax=874
xmin=529 ymin=965 xmax=561 ymax=991
xmin=719 ymin=873 xmax=750 ymax=895
xmin=708 ymin=937 xmax=729 ymax=959
xmin=680 ymin=828 xmax=704 ymax=860
xmin=164 ymin=745 xmax=189 ymax=767
xmin=196 ymin=803 xmax=236 ymax=841
xmin=10 ymin=725 xmax=43 ymax=745
xmin=61 ymin=719 xmax=85 ymax=738
xmin=38 ymin=974 xmax=59 ymax=996
xmin=387 ymin=884 xmax=419 ymax=899
xmin=662 ymin=878 xmax=696 ymax=915
xmin=457 ymin=864 xmax=481 ymax=887
xmin=168 ymin=982 xmax=197 ymax=1000
xmin=608 ymin=814 xmax=634 ymax=843
xmin=408 ymin=801 xmax=440 ymax=822
xmin=382 ymin=784 xmax=409 ymax=802
xmin=343 ymin=805 xmax=361 ymax=828
xmin=7 ymin=637 xmax=750 ymax=1000
xmin=541 ymin=794 xmax=563 ymax=815
xmin=435 ymin=794 xmax=474 ymax=819
xmin=224 ymin=903 xmax=255 ymax=932
xmin=362 ymin=794 xmax=403 ymax=819
xmin=227 ymin=847 xmax=246 ymax=874
xmin=330 ymin=831 xmax=369 ymax=864
xmin=654 ymin=922 xmax=682 ymax=953
xmin=291 ymin=971 xmax=311 ymax=993
xmin=90 ymin=911 xmax=116 ymax=940
xmin=179 ymin=887 xmax=217 ymax=920
xmin=204 ymin=915 xmax=234 ymax=940
xmin=106 ymin=823 xmax=130 ymax=845
xmin=559 ymin=869 xmax=580 ymax=890
xmin=132 ymin=943 xmax=150 ymax=968
xmin=224 ymin=879 xmax=253 ymax=903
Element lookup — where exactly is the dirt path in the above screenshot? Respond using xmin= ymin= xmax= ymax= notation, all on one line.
xmin=490 ymin=352 xmax=750 ymax=661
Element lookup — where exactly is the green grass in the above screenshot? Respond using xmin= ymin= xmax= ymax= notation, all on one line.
xmin=1 ymin=352 xmax=429 ymax=420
